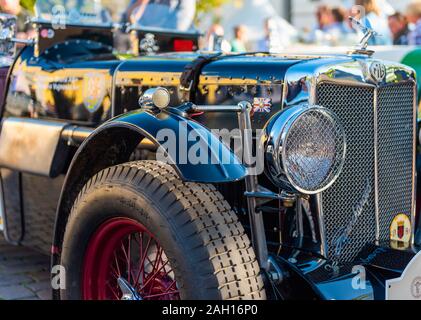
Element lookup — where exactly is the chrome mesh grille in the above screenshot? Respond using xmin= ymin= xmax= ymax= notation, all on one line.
xmin=316 ymin=82 xmax=415 ymax=262
xmin=377 ymin=84 xmax=414 ymax=241
xmin=317 ymin=84 xmax=376 ymax=262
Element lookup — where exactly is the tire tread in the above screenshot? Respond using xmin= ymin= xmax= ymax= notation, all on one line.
xmin=69 ymin=161 xmax=265 ymax=300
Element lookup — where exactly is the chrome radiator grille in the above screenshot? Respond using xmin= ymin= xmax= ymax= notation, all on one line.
xmin=316 ymin=82 xmax=415 ymax=262
xmin=377 ymin=84 xmax=415 ymax=241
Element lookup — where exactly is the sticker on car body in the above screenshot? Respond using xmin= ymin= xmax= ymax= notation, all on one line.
xmin=386 ymin=251 xmax=421 ymax=300
xmin=252 ymin=97 xmax=272 ymax=113
xmin=83 ymin=73 xmax=106 ymax=113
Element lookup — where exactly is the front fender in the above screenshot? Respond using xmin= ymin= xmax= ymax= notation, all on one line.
xmin=52 ymin=110 xmax=246 ymax=292
xmin=113 ymin=109 xmax=247 ymax=183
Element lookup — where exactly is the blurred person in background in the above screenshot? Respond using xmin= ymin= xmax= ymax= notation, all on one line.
xmin=354 ymin=0 xmax=392 ymax=45
xmin=330 ymin=7 xmax=353 ymax=34
xmin=407 ymin=1 xmax=421 ymax=45
xmin=125 ymin=0 xmax=196 ymax=31
xmin=205 ymin=23 xmax=231 ymax=52
xmin=315 ymin=5 xmax=334 ymax=33
xmin=308 ymin=5 xmax=334 ymax=44
xmin=326 ymin=6 xmax=359 ymax=45
xmin=388 ymin=12 xmax=410 ymax=45
xmin=256 ymin=18 xmax=271 ymax=52
xmin=231 ymin=25 xmax=247 ymax=52
xmin=0 ymin=0 xmax=19 ymax=15
xmin=0 ymin=0 xmax=33 ymax=39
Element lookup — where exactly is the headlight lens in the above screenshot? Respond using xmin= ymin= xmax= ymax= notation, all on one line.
xmin=265 ymin=105 xmax=346 ymax=194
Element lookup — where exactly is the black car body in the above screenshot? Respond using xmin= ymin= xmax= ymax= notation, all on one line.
xmin=0 ymin=3 xmax=420 ymax=301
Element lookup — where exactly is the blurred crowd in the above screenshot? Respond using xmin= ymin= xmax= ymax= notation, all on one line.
xmin=0 ymin=0 xmax=33 ymax=39
xmin=307 ymin=0 xmax=421 ymax=46
xmin=205 ymin=18 xmax=282 ymax=53
xmin=206 ymin=0 xmax=421 ymax=52
xmin=3 ymin=0 xmax=421 ymax=51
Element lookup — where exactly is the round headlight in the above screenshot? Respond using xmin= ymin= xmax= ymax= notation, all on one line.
xmin=265 ymin=105 xmax=346 ymax=195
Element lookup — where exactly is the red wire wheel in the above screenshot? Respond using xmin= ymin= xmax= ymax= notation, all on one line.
xmin=82 ymin=218 xmax=179 ymax=300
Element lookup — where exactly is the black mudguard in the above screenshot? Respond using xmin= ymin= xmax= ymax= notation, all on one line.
xmin=51 ymin=108 xmax=247 ymax=298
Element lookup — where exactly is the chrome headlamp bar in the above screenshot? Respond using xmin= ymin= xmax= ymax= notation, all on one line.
xmin=170 ymin=100 xmax=270 ymax=270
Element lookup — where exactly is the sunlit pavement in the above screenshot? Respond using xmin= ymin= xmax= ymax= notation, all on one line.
xmin=0 ymin=236 xmax=51 ymax=300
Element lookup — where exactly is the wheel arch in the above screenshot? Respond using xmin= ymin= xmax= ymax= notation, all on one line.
xmin=52 ymin=123 xmax=143 ymax=277
xmin=51 ymin=110 xmax=247 ymax=298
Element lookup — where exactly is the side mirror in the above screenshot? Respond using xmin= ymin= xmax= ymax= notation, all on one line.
xmin=0 ymin=14 xmax=17 ymax=59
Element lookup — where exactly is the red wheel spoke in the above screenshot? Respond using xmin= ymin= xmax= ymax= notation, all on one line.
xmin=140 ymin=259 xmax=169 ymax=292
xmin=106 ymin=283 xmax=121 ymax=300
xmin=120 ymin=238 xmax=129 ymax=263
xmin=133 ymin=235 xmax=152 ymax=288
xmin=166 ymin=280 xmax=177 ymax=291
xmin=151 ymin=246 xmax=164 ymax=274
xmin=134 ymin=232 xmax=143 ymax=283
xmin=110 ymin=265 xmax=120 ymax=279
xmin=145 ymin=246 xmax=164 ymax=296
xmin=127 ymin=235 xmax=132 ymax=283
xmin=83 ymin=218 xmax=178 ymax=300
xmin=113 ymin=252 xmax=121 ymax=277
xmin=160 ymin=265 xmax=173 ymax=279
xmin=142 ymin=290 xmax=180 ymax=300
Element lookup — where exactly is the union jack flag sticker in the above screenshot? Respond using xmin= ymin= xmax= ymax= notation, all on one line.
xmin=253 ymin=97 xmax=272 ymax=113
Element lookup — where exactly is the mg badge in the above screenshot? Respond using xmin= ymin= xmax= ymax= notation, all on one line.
xmin=369 ymin=61 xmax=386 ymax=83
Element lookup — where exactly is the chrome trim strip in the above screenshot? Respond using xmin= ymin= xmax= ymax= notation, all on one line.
xmin=316 ymin=193 xmax=327 ymax=257
xmin=373 ymin=88 xmax=380 ymax=244
xmin=297 ymin=198 xmax=304 ymax=238
xmin=238 ymin=101 xmax=269 ymax=270
xmin=411 ymin=81 xmax=417 ymax=245
xmin=111 ymin=61 xmax=126 ymax=118
xmin=281 ymin=81 xmax=288 ymax=111
xmin=315 ymin=77 xmax=375 ymax=88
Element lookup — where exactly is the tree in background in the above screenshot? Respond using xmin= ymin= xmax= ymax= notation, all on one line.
xmin=19 ymin=0 xmax=35 ymax=13
xmin=19 ymin=0 xmax=231 ymax=26
xmin=196 ymin=0 xmax=231 ymax=24
xmin=197 ymin=0 xmax=230 ymax=14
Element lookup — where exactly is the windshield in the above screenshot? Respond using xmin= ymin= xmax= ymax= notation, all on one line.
xmin=35 ymin=0 xmax=113 ymax=25
xmin=126 ymin=0 xmax=196 ymax=32
xmin=33 ymin=0 xmax=196 ymax=31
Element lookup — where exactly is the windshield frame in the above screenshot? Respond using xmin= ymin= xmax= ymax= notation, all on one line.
xmin=33 ymin=0 xmax=114 ymax=28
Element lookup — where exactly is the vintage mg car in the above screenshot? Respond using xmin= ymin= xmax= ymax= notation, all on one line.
xmin=0 ymin=1 xmax=420 ymax=300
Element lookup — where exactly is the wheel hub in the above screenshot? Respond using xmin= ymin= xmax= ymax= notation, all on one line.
xmin=118 ymin=277 xmax=143 ymax=301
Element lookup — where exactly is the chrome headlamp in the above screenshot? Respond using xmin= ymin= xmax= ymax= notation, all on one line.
xmin=265 ymin=105 xmax=346 ymax=195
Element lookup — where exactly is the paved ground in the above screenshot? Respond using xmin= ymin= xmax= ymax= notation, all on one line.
xmin=0 ymin=236 xmax=51 ymax=300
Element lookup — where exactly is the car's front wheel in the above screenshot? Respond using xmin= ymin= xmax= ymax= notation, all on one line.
xmin=60 ymin=161 xmax=266 ymax=300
